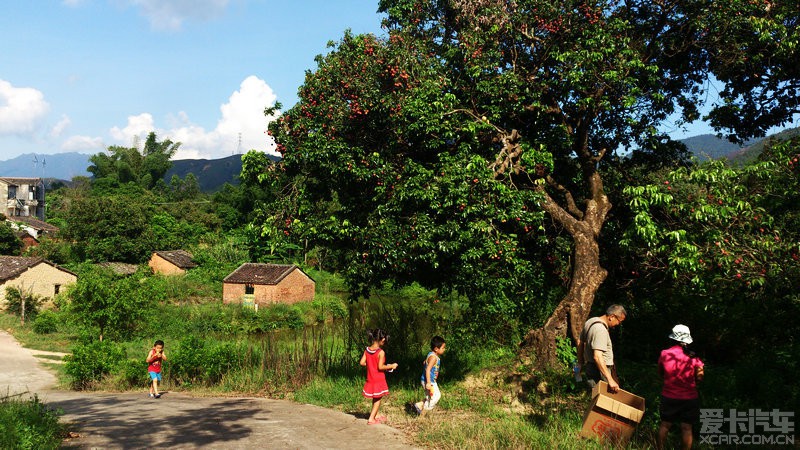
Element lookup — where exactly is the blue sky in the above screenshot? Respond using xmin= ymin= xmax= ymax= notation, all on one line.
xmin=2 ymin=2 xmax=793 ymax=163
xmin=1 ymin=0 xmax=385 ymax=160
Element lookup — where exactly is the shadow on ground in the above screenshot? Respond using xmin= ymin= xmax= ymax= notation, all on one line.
xmin=49 ymin=394 xmax=266 ymax=449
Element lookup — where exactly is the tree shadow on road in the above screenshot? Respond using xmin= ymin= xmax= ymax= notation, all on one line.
xmin=47 ymin=394 xmax=268 ymax=449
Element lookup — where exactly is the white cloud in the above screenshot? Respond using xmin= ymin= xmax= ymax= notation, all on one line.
xmin=62 ymin=135 xmax=105 ymax=151
xmin=127 ymin=0 xmax=231 ymax=31
xmin=51 ymin=115 xmax=72 ymax=138
xmin=0 ymin=80 xmax=50 ymax=136
xmin=215 ymin=75 xmax=279 ymax=155
xmin=108 ymin=76 xmax=279 ymax=160
xmin=109 ymin=113 xmax=156 ymax=143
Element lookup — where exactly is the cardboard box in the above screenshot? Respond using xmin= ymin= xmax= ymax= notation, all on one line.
xmin=580 ymin=380 xmax=646 ymax=446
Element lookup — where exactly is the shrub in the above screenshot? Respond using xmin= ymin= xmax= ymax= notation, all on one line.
xmin=259 ymin=304 xmax=304 ymax=331
xmin=167 ymin=336 xmax=206 ymax=385
xmin=0 ymin=395 xmax=64 ymax=450
xmin=3 ymin=286 xmax=43 ymax=321
xmin=168 ymin=335 xmax=252 ymax=386
xmin=32 ymin=311 xmax=59 ymax=334
xmin=311 ymin=295 xmax=348 ymax=322
xmin=64 ymin=340 xmax=126 ymax=389
xmin=117 ymin=358 xmax=150 ymax=389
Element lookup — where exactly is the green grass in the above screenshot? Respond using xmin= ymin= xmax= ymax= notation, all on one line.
xmin=0 ymin=395 xmax=65 ymax=450
xmin=0 ymin=313 xmax=77 ymax=354
xmin=1 ymin=278 xmax=737 ymax=449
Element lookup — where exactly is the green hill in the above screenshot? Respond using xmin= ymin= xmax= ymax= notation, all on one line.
xmin=679 ymin=135 xmax=759 ymax=161
xmin=164 ymin=153 xmax=281 ymax=192
xmin=727 ymin=127 xmax=800 ymax=164
xmin=679 ymin=127 xmax=800 ymax=163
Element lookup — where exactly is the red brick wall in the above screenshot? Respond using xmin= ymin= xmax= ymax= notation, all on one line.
xmin=20 ymin=235 xmax=38 ymax=251
xmin=222 ymin=282 xmax=246 ymax=304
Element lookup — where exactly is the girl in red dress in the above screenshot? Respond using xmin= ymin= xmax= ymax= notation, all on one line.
xmin=360 ymin=328 xmax=398 ymax=424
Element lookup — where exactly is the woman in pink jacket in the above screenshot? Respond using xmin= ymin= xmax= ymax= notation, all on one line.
xmin=658 ymin=325 xmax=705 ymax=450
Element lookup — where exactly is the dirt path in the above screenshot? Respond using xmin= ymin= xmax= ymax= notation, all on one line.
xmin=1 ymin=331 xmax=418 ymax=449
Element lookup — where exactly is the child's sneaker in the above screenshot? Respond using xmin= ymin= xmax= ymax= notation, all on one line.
xmin=155 ymin=393 xmax=162 ymax=398
xmin=413 ymin=402 xmax=423 ymax=415
xmin=149 ymin=393 xmax=155 ymax=398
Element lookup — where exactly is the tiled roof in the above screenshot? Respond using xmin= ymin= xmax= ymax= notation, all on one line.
xmin=223 ymin=263 xmax=310 ymax=285
xmin=7 ymin=216 xmax=60 ymax=233
xmin=153 ymin=250 xmax=197 ymax=269
xmin=97 ymin=262 xmax=139 ymax=275
xmin=0 ymin=177 xmax=42 ymax=186
xmin=0 ymin=256 xmax=76 ymax=282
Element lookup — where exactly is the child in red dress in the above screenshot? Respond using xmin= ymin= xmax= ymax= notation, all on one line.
xmin=360 ymin=328 xmax=398 ymax=425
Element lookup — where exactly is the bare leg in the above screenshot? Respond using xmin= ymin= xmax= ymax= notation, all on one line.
xmin=658 ymin=421 xmax=672 ymax=450
xmin=680 ymin=422 xmax=693 ymax=450
xmin=152 ymin=378 xmax=159 ymax=396
xmin=368 ymin=398 xmax=382 ymax=422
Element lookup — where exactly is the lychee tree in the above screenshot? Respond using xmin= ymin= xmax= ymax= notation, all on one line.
xmin=248 ymin=0 xmax=798 ymax=367
xmin=619 ymin=137 xmax=800 ymax=390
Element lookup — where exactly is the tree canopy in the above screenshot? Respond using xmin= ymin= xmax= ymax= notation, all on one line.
xmin=0 ymin=221 xmax=22 ymax=256
xmin=88 ymin=132 xmax=179 ymax=190
xmin=246 ymin=0 xmax=797 ymax=366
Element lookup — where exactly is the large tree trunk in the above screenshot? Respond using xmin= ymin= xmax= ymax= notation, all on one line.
xmin=491 ymin=127 xmax=611 ymax=369
xmin=519 ymin=168 xmax=611 ymax=369
xmin=520 ymin=225 xmax=607 ymax=368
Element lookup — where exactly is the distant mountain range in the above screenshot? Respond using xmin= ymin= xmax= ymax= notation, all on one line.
xmin=0 ymin=152 xmax=279 ymax=193
xmin=1 ymin=128 xmax=796 ymax=191
xmin=678 ymin=135 xmax=760 ymax=161
xmin=0 ymin=152 xmax=92 ymax=181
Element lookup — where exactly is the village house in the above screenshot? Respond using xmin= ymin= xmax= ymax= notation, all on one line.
xmin=14 ymin=229 xmax=39 ymax=252
xmin=1 ymin=177 xmax=46 ymax=221
xmin=0 ymin=256 xmax=77 ymax=308
xmin=3 ymin=215 xmax=60 ymax=254
xmin=223 ymin=263 xmax=315 ymax=306
xmin=148 ymin=250 xmax=197 ymax=275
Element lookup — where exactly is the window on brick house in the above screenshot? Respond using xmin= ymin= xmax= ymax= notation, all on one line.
xmin=245 ymin=284 xmax=254 ymax=295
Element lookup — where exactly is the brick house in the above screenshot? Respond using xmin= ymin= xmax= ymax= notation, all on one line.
xmin=6 ymin=214 xmax=59 ymax=239
xmin=1 ymin=177 xmax=46 ymax=221
xmin=148 ymin=250 xmax=197 ymax=275
xmin=0 ymin=256 xmax=77 ymax=308
xmin=223 ymin=263 xmax=315 ymax=306
xmin=14 ymin=230 xmax=39 ymax=252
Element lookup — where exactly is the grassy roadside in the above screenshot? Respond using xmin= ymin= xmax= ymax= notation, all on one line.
xmin=0 ymin=395 xmax=65 ymax=450
xmin=291 ymin=367 xmax=657 ymax=449
xmin=1 ymin=308 xmax=671 ymax=449
xmin=0 ymin=313 xmax=76 ymax=354
xmin=3 ymin=311 xmax=649 ymax=449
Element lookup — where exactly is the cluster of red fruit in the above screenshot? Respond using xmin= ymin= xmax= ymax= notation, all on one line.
xmin=577 ymin=3 xmax=602 ymax=25
xmin=534 ymin=16 xmax=564 ymax=34
xmin=788 ymin=154 xmax=799 ymax=174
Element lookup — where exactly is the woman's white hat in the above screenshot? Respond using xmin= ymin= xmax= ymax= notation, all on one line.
xmin=669 ymin=324 xmax=693 ymax=344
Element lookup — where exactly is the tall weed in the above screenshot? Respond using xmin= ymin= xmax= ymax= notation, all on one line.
xmin=0 ymin=395 xmax=64 ymax=450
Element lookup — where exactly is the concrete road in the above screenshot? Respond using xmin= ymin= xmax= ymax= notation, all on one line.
xmin=0 ymin=330 xmax=58 ymax=397
xmin=1 ymin=331 xmax=418 ymax=449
